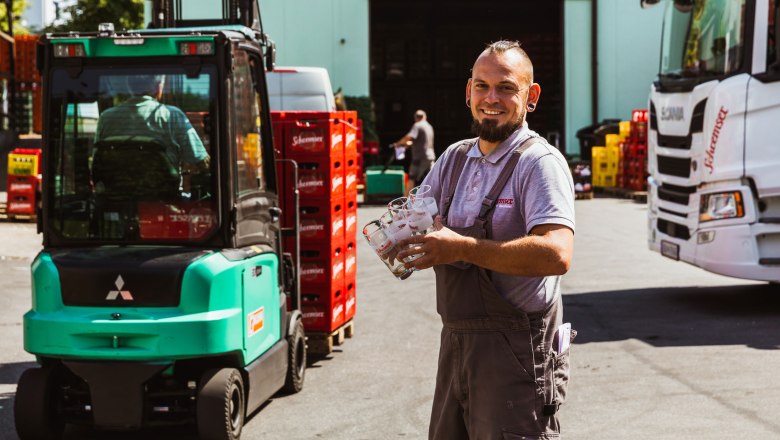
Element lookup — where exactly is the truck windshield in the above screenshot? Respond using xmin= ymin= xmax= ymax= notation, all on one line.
xmin=659 ymin=0 xmax=747 ymax=79
xmin=47 ymin=64 xmax=219 ymax=243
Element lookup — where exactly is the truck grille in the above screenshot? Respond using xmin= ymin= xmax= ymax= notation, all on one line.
xmin=657 ymin=134 xmax=691 ymax=150
xmin=657 ymin=218 xmax=690 ymax=240
xmin=658 ymin=183 xmax=696 ymax=205
xmin=657 ymin=156 xmax=691 ymax=178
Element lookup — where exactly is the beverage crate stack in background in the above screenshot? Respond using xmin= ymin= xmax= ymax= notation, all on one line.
xmin=6 ymin=148 xmax=41 ymax=219
xmin=273 ymin=110 xmax=358 ymax=341
xmin=622 ymin=109 xmax=648 ymax=191
xmin=616 ymin=121 xmax=631 ymax=188
xmin=591 ymin=135 xmax=619 ymax=188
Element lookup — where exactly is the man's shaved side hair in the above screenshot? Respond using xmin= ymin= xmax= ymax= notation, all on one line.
xmin=482 ymin=40 xmax=534 ymax=83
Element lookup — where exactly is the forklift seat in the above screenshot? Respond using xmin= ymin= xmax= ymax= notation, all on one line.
xmin=92 ymin=140 xmax=181 ymax=200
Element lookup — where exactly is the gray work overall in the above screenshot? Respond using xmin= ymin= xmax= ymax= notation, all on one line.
xmin=429 ymin=138 xmax=572 ymax=440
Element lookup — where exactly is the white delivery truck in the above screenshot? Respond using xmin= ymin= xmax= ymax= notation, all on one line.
xmin=644 ymin=0 xmax=780 ymax=282
xmin=266 ymin=66 xmax=337 ymax=111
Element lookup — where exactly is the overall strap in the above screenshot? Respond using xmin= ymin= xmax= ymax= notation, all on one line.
xmin=441 ymin=140 xmax=475 ymax=219
xmin=477 ymin=135 xmax=539 ymax=221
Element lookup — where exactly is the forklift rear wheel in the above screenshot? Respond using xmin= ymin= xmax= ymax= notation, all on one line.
xmin=197 ymin=368 xmax=245 ymax=440
xmin=282 ymin=318 xmax=306 ymax=394
xmin=14 ymin=367 xmax=64 ymax=440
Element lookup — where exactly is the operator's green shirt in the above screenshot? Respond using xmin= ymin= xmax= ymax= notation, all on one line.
xmin=95 ymin=96 xmax=208 ymax=166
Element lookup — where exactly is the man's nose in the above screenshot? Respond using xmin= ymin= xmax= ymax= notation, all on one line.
xmin=484 ymin=86 xmax=500 ymax=103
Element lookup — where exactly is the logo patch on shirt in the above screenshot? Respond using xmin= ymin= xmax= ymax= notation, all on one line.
xmin=496 ymin=198 xmax=514 ymax=208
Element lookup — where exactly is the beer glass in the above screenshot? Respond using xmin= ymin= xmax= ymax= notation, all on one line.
xmin=362 ymin=220 xmax=413 ymax=280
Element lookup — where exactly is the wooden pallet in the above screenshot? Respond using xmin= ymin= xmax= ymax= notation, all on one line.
xmin=596 ymin=186 xmax=647 ymax=203
xmin=306 ymin=320 xmax=355 ymax=355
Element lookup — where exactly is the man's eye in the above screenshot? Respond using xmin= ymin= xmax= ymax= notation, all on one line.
xmin=501 ymin=86 xmax=518 ymax=93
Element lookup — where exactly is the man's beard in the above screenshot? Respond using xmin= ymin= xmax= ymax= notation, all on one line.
xmin=471 ymin=117 xmax=523 ymax=143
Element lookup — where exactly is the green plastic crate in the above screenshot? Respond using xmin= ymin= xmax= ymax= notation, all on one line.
xmin=364 ymin=165 xmax=406 ymax=202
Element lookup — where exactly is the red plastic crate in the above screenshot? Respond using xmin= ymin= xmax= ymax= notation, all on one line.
xmin=282 ymin=112 xmax=344 ymax=157
xmin=344 ymin=240 xmax=356 ymax=281
xmin=344 ymin=149 xmax=359 ymax=194
xmin=284 ymin=197 xmax=344 ymax=241
xmin=7 ymin=192 xmax=35 ymax=215
xmin=300 ymin=288 xmax=345 ymax=333
xmin=6 ymin=175 xmax=37 ymax=194
xmin=344 ymin=275 xmax=356 ymax=322
xmin=341 ymin=110 xmax=359 ymax=156
xmin=344 ymin=198 xmax=357 ymax=243
xmin=285 ymin=236 xmax=345 ymax=285
xmin=631 ymin=109 xmax=648 ymax=123
xmin=284 ymin=153 xmax=344 ymax=200
xmin=299 ymin=251 xmax=345 ymax=287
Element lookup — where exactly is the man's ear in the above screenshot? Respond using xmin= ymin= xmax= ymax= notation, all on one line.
xmin=465 ymin=78 xmax=472 ymax=103
xmin=527 ymin=83 xmax=541 ymax=106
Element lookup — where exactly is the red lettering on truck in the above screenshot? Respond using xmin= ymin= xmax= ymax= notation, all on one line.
xmin=704 ymin=107 xmax=728 ymax=174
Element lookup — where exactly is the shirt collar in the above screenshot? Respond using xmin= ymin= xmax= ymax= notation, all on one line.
xmin=466 ymin=122 xmax=532 ymax=164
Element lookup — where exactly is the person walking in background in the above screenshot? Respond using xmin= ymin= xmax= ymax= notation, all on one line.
xmin=396 ymin=40 xmax=576 ymax=439
xmin=390 ymin=109 xmax=436 ymax=192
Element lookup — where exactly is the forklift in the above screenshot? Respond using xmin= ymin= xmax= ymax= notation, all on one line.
xmin=14 ymin=1 xmax=306 ymax=439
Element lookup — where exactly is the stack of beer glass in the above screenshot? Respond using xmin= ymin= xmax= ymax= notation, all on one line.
xmin=362 ymin=185 xmax=438 ymax=280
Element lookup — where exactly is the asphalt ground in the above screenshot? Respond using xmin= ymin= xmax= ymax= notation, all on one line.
xmin=0 ymin=196 xmax=778 ymax=439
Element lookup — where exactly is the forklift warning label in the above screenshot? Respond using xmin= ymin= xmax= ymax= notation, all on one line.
xmin=248 ymin=307 xmax=265 ymax=337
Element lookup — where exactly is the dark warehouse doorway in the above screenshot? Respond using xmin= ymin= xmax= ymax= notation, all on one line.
xmin=369 ymin=0 xmax=565 ymax=161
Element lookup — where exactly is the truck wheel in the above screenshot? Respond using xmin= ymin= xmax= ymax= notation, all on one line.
xmin=282 ymin=318 xmax=306 ymax=394
xmin=14 ymin=367 xmax=64 ymax=440
xmin=197 ymin=368 xmax=245 ymax=440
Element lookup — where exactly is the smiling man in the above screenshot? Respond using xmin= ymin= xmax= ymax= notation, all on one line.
xmin=396 ymin=41 xmax=576 ymax=439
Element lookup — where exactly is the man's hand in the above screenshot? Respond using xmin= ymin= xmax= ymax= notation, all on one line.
xmin=396 ymin=216 xmax=471 ymax=270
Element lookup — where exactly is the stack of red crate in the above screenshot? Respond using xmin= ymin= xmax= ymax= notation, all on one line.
xmin=341 ymin=111 xmax=359 ymax=323
xmin=274 ymin=110 xmax=358 ymax=334
xmin=6 ymin=148 xmax=41 ymax=217
xmin=624 ymin=109 xmax=649 ymax=191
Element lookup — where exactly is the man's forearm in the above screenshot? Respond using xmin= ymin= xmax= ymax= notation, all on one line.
xmin=457 ymin=234 xmax=571 ymax=277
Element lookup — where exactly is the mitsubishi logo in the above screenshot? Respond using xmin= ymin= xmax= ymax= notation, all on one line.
xmin=106 ymin=275 xmax=134 ymax=301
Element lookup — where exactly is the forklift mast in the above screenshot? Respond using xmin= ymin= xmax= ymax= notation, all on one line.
xmin=151 ymin=0 xmax=264 ymax=31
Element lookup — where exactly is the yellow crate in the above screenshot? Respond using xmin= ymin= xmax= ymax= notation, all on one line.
xmin=606 ymin=134 xmax=620 ymax=149
xmin=593 ymin=145 xmax=620 ymax=187
xmin=619 ymin=121 xmax=631 ymax=139
xmin=8 ymin=153 xmax=38 ymax=176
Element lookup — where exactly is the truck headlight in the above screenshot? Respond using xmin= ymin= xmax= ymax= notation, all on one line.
xmin=699 ymin=191 xmax=744 ymax=222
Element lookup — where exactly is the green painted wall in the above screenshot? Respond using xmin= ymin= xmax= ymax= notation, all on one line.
xmin=564 ymin=0 xmax=664 ymax=156
xmin=564 ymin=0 xmax=594 ymax=156
xmin=597 ymin=0 xmax=665 ymax=123
xmin=261 ymin=0 xmax=370 ymax=97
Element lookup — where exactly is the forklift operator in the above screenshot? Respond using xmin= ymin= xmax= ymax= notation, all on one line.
xmin=94 ymin=74 xmax=210 ymax=179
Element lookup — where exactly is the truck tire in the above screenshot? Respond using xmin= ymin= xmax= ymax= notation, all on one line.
xmin=282 ymin=318 xmax=306 ymax=394
xmin=197 ymin=368 xmax=245 ymax=440
xmin=14 ymin=367 xmax=64 ymax=440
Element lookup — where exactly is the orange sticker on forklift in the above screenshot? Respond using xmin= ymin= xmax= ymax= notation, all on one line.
xmin=248 ymin=307 xmax=265 ymax=337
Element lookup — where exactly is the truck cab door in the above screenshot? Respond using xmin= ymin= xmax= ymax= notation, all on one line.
xmin=746 ymin=1 xmax=780 ymax=197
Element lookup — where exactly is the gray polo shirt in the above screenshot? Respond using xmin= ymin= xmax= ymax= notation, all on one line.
xmin=421 ymin=123 xmax=575 ymax=312
xmin=407 ymin=119 xmax=436 ymax=161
